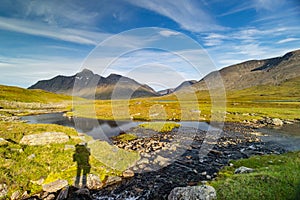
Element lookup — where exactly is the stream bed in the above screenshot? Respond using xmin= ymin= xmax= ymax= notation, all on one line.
xmin=21 ymin=113 xmax=300 ymax=199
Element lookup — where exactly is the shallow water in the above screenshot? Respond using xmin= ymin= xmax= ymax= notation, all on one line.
xmin=21 ymin=113 xmax=300 ymax=151
xmin=21 ymin=113 xmax=211 ymax=142
xmin=258 ymin=123 xmax=300 ymax=151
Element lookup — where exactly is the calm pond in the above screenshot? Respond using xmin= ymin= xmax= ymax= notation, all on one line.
xmin=21 ymin=112 xmax=300 ymax=151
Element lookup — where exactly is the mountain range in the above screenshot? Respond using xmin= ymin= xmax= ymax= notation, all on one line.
xmin=29 ymin=69 xmax=158 ymax=99
xmin=29 ymin=49 xmax=300 ymax=99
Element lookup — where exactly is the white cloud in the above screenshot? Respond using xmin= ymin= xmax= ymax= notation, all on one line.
xmin=0 ymin=17 xmax=109 ymax=45
xmin=0 ymin=55 xmax=83 ymax=87
xmin=253 ymin=0 xmax=284 ymax=11
xmin=159 ymin=30 xmax=180 ymax=37
xmin=0 ymin=16 xmax=111 ymax=45
xmin=126 ymin=0 xmax=225 ymax=32
xmin=277 ymin=38 xmax=300 ymax=44
xmin=203 ymin=33 xmax=228 ymax=46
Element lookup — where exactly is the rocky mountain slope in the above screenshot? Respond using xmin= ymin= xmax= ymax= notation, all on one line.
xmin=28 ymin=69 xmax=158 ymax=99
xmin=157 ymin=80 xmax=197 ymax=96
xmin=178 ymin=49 xmax=300 ymax=92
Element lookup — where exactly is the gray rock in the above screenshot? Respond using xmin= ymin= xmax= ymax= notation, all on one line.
xmin=42 ymin=179 xmax=68 ymax=193
xmin=86 ymin=174 xmax=103 ymax=190
xmin=0 ymin=184 xmax=8 ymax=199
xmin=234 ymin=166 xmax=254 ymax=174
xmin=271 ymin=118 xmax=283 ymax=126
xmin=20 ymin=132 xmax=69 ymax=145
xmin=168 ymin=185 xmax=216 ymax=200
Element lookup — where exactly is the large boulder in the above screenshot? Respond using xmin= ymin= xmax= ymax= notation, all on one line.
xmin=42 ymin=179 xmax=68 ymax=193
xmin=168 ymin=185 xmax=216 ymax=200
xmin=20 ymin=132 xmax=69 ymax=145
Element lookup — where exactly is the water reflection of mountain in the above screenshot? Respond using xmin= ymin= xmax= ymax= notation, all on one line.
xmin=22 ymin=113 xmax=138 ymax=141
xmin=73 ymin=117 xmax=138 ymax=141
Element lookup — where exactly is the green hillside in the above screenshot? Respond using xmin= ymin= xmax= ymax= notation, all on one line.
xmin=227 ymin=76 xmax=300 ymax=101
xmin=0 ymin=85 xmax=72 ymax=103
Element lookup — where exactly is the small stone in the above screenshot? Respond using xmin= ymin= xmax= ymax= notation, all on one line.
xmin=201 ymin=171 xmax=207 ymax=176
xmin=206 ymin=175 xmax=212 ymax=180
xmin=105 ymin=176 xmax=122 ymax=186
xmin=234 ymin=166 xmax=254 ymax=174
xmin=42 ymin=179 xmax=68 ymax=193
xmin=137 ymin=158 xmax=149 ymax=165
xmin=31 ymin=177 xmax=45 ymax=185
xmin=144 ymin=167 xmax=152 ymax=171
xmin=56 ymin=186 xmax=69 ymax=200
xmin=0 ymin=138 xmax=8 ymax=145
xmin=122 ymin=169 xmax=135 ymax=178
xmin=27 ymin=153 xmax=35 ymax=159
xmin=154 ymin=155 xmax=170 ymax=166
xmin=86 ymin=174 xmax=103 ymax=190
xmin=271 ymin=118 xmax=283 ymax=126
xmin=44 ymin=194 xmax=55 ymax=200
xmin=11 ymin=190 xmax=21 ymax=200
xmin=21 ymin=191 xmax=29 ymax=199
xmin=0 ymin=184 xmax=8 ymax=199
xmin=64 ymin=145 xmax=75 ymax=151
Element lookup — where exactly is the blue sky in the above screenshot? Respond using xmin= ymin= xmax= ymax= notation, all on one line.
xmin=0 ymin=0 xmax=299 ymax=90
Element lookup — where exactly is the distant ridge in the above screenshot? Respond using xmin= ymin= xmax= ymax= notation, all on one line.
xmin=28 ymin=69 xmax=159 ymax=99
xmin=176 ymin=49 xmax=300 ymax=92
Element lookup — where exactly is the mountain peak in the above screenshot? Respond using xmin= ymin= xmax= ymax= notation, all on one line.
xmin=77 ymin=68 xmax=94 ymax=76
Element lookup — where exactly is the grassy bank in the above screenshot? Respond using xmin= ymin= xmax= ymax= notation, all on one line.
xmin=0 ymin=121 xmax=138 ymax=198
xmin=210 ymin=151 xmax=300 ymax=200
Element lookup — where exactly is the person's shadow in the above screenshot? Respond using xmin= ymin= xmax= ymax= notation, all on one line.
xmin=73 ymin=144 xmax=91 ymax=188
